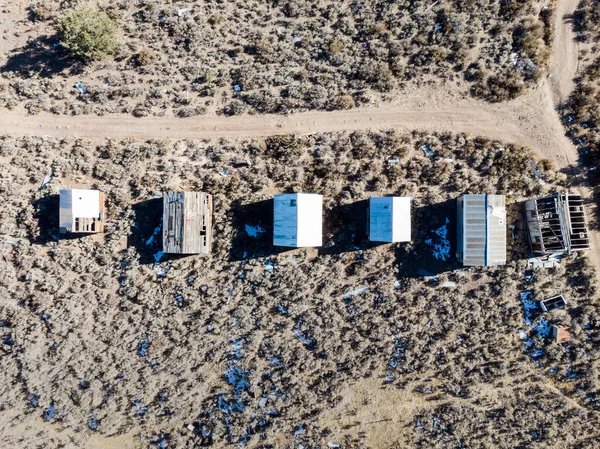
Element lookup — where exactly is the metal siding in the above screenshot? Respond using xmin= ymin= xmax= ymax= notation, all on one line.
xmin=274 ymin=193 xmax=322 ymax=247
xmin=462 ymin=194 xmax=487 ymax=266
xmin=296 ymin=194 xmax=323 ymax=247
xmin=273 ymin=194 xmax=298 ymax=247
xmin=486 ymin=194 xmax=507 ymax=266
xmin=369 ymin=197 xmax=394 ymax=242
xmin=368 ymin=197 xmax=411 ymax=243
xmin=59 ymin=190 xmax=74 ymax=233
xmin=391 ymin=196 xmax=411 ymax=242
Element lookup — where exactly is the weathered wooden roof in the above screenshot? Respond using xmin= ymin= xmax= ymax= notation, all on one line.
xmin=273 ymin=193 xmax=322 ymax=247
xmin=162 ymin=191 xmax=212 ymax=254
xmin=369 ymin=196 xmax=411 ymax=243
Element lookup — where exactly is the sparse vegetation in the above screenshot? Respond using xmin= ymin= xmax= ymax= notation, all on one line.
xmin=563 ymin=0 xmax=600 ymax=182
xmin=1 ymin=131 xmax=598 ymax=448
xmin=0 ymin=0 xmax=555 ymax=116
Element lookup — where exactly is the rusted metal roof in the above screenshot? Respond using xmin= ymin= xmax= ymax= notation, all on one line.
xmin=162 ymin=191 xmax=212 ymax=254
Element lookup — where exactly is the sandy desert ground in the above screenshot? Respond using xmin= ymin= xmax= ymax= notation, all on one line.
xmin=1 ymin=0 xmax=600 ymax=448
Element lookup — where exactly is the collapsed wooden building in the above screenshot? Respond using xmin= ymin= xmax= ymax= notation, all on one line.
xmin=273 ymin=193 xmax=322 ymax=248
xmin=162 ymin=191 xmax=212 ymax=254
xmin=457 ymin=194 xmax=506 ymax=267
xmin=59 ymin=189 xmax=105 ymax=234
xmin=368 ymin=196 xmax=412 ymax=243
xmin=525 ymin=193 xmax=590 ymax=256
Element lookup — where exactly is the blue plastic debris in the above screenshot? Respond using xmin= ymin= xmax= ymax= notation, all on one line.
xmin=43 ymin=403 xmax=57 ymax=421
xmin=88 ymin=414 xmax=98 ymax=430
xmin=234 ymin=84 xmax=241 ymax=92
xmin=138 ymin=336 xmax=149 ymax=358
xmin=29 ymin=394 xmax=40 ymax=408
xmin=75 ymin=82 xmax=87 ymax=94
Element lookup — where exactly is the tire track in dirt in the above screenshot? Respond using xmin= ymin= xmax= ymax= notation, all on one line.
xmin=0 ymin=0 xmax=597 ymax=274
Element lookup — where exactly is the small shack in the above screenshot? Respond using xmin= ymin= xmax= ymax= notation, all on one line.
xmin=59 ymin=189 xmax=105 ymax=234
xmin=162 ymin=191 xmax=212 ymax=254
xmin=525 ymin=192 xmax=589 ymax=256
xmin=368 ymin=196 xmax=411 ymax=243
xmin=273 ymin=193 xmax=322 ymax=247
xmin=551 ymin=324 xmax=570 ymax=344
xmin=540 ymin=294 xmax=567 ymax=312
xmin=457 ymin=194 xmax=506 ymax=267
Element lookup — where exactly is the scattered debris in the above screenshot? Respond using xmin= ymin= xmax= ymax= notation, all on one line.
xmin=40 ymin=175 xmax=52 ymax=189
xmin=245 ymin=224 xmax=265 ymax=238
xmin=424 ymin=218 xmax=451 ymax=261
xmin=43 ymin=403 xmax=57 ymax=421
xmin=343 ymin=287 xmax=369 ymax=299
xmin=75 ymin=82 xmax=87 ymax=94
xmin=421 ymin=144 xmax=435 ymax=157
xmin=440 ymin=281 xmax=456 ymax=288
xmin=540 ymin=295 xmax=567 ymax=312
xmin=417 ymin=269 xmax=438 ymax=281
xmin=146 ymin=226 xmax=161 ymax=245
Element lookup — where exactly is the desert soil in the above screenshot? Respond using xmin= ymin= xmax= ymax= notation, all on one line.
xmin=0 ymin=0 xmax=597 ymax=269
xmin=1 ymin=0 xmax=599 ymax=448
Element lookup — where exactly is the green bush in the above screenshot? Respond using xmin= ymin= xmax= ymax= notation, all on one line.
xmin=58 ymin=8 xmax=119 ymax=61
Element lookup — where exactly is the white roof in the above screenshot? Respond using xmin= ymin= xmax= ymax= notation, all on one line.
xmin=273 ymin=193 xmax=322 ymax=247
xmin=60 ymin=189 xmax=101 ymax=218
xmin=369 ymin=197 xmax=411 ymax=242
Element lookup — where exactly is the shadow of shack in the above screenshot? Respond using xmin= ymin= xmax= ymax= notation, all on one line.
xmin=129 ymin=197 xmax=164 ymax=265
xmin=31 ymin=194 xmax=60 ymax=244
xmin=318 ymin=199 xmax=376 ymax=256
xmin=228 ymin=198 xmax=289 ymax=261
xmin=396 ymin=198 xmax=459 ymax=279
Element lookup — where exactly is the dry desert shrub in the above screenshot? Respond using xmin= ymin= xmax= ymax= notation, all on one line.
xmin=0 ymin=0 xmax=555 ymax=116
xmin=0 ymin=131 xmax=598 ymax=447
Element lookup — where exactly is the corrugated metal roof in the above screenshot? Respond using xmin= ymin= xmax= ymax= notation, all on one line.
xmin=460 ymin=194 xmax=506 ymax=267
xmin=486 ymin=194 xmax=506 ymax=266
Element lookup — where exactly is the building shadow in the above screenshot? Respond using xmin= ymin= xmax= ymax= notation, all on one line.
xmin=318 ymin=200 xmax=387 ymax=256
xmin=509 ymin=200 xmax=534 ymax=259
xmin=1 ymin=35 xmax=79 ymax=77
xmin=129 ymin=198 xmax=164 ymax=265
xmin=396 ymin=198 xmax=458 ymax=279
xmin=228 ymin=198 xmax=290 ymax=261
xmin=31 ymin=194 xmax=60 ymax=244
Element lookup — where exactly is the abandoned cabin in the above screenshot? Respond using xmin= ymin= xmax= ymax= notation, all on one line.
xmin=162 ymin=191 xmax=212 ymax=254
xmin=368 ymin=196 xmax=412 ymax=243
xmin=525 ymin=193 xmax=590 ymax=256
xmin=540 ymin=294 xmax=568 ymax=312
xmin=457 ymin=194 xmax=506 ymax=267
xmin=59 ymin=189 xmax=105 ymax=234
xmin=551 ymin=324 xmax=571 ymax=344
xmin=273 ymin=193 xmax=322 ymax=247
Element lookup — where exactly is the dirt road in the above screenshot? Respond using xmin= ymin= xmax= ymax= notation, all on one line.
xmin=0 ymin=0 xmax=597 ymax=269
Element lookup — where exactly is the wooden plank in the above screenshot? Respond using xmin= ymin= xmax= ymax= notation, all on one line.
xmin=163 ymin=191 xmax=212 ymax=254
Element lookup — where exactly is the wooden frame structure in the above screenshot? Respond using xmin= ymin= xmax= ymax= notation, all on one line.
xmin=162 ymin=191 xmax=212 ymax=254
xmin=525 ymin=193 xmax=589 ymax=256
